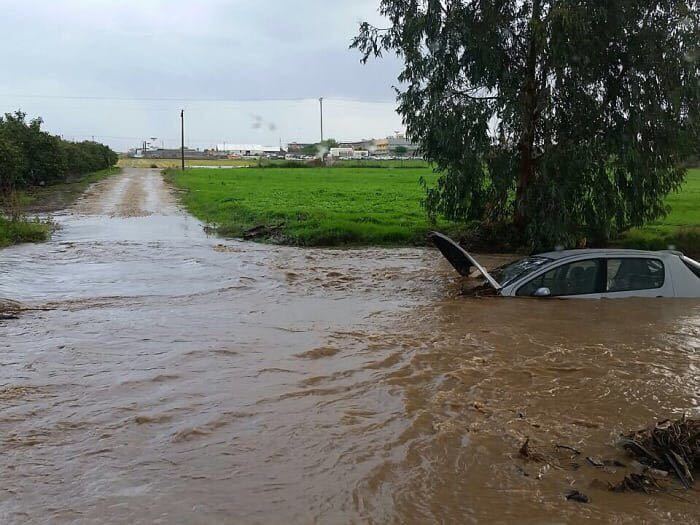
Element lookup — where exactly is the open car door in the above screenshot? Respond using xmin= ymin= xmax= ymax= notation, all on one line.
xmin=429 ymin=231 xmax=502 ymax=291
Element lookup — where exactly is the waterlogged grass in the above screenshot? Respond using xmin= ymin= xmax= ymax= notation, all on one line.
xmin=619 ymin=168 xmax=700 ymax=255
xmin=0 ymin=217 xmax=50 ymax=248
xmin=168 ymin=166 xmax=453 ymax=246
xmin=1 ymin=167 xmax=120 ymax=248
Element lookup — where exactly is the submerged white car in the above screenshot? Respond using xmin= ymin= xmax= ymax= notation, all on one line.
xmin=430 ymin=232 xmax=700 ymax=298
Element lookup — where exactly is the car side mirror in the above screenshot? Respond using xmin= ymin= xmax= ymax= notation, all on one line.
xmin=533 ymin=287 xmax=551 ymax=297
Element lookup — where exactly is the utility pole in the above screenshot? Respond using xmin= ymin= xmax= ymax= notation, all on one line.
xmin=319 ymin=97 xmax=324 ymax=143
xmin=180 ymin=109 xmax=185 ymax=171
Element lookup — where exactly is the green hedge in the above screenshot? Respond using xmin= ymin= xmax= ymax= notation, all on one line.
xmin=0 ymin=110 xmax=118 ymax=193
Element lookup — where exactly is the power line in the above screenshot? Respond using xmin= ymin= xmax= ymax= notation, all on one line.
xmin=0 ymin=93 xmax=396 ymax=105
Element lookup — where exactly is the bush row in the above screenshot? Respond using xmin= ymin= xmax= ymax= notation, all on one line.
xmin=0 ymin=111 xmax=118 ymax=194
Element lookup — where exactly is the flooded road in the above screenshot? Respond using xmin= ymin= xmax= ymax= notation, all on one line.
xmin=1 ymin=168 xmax=698 ymax=523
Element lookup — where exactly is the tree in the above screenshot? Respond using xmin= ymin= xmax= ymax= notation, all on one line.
xmin=0 ymin=110 xmax=118 ymax=190
xmin=0 ymin=136 xmax=25 ymax=219
xmin=0 ymin=111 xmax=66 ymax=186
xmin=301 ymin=139 xmax=339 ymax=157
xmin=300 ymin=143 xmax=318 ymax=156
xmin=353 ymin=1 xmax=700 ymax=248
xmin=0 ymin=136 xmax=24 ymax=197
xmin=393 ymin=145 xmax=408 ymax=156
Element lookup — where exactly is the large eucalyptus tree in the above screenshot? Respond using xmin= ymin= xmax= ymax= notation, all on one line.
xmin=354 ymin=1 xmax=699 ymax=248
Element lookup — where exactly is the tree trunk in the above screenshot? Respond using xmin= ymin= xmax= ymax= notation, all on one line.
xmin=514 ymin=0 xmax=542 ymax=235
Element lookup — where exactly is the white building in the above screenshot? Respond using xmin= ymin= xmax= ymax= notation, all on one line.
xmin=217 ymin=144 xmax=280 ymax=156
xmin=329 ymin=147 xmax=354 ymax=158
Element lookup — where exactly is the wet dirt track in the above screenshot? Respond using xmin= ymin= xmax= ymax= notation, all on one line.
xmin=1 ymin=168 xmax=699 ymax=524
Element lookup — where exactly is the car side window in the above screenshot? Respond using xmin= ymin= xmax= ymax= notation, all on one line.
xmin=516 ymin=259 xmax=602 ymax=296
xmin=606 ymin=258 xmax=664 ymax=292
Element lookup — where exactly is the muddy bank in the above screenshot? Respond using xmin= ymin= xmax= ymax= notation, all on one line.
xmin=16 ymin=168 xmax=120 ymax=214
xmin=0 ymin=168 xmax=698 ymax=523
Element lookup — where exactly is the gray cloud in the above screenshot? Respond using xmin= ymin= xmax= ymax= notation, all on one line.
xmin=0 ymin=0 xmax=403 ymax=150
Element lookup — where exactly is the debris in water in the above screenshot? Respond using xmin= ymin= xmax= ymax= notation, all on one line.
xmin=619 ymin=416 xmax=699 ymax=489
xmin=555 ymin=444 xmax=581 ymax=456
xmin=0 ymin=298 xmax=23 ymax=317
xmin=586 ymin=456 xmax=625 ymax=468
xmin=565 ymin=490 xmax=589 ymax=503
xmin=519 ymin=438 xmax=548 ymax=463
xmin=610 ymin=472 xmax=666 ymax=493
xmin=242 ymin=223 xmax=285 ymax=240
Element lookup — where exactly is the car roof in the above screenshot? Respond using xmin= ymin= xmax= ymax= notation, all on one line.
xmin=534 ymin=248 xmax=682 ymax=261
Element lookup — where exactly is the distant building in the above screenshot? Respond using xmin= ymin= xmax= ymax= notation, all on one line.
xmin=386 ymin=132 xmax=420 ymax=156
xmin=370 ymin=133 xmax=419 ymax=156
xmin=373 ymin=138 xmax=389 ymax=155
xmin=338 ymin=139 xmax=374 ymax=151
xmin=216 ymin=144 xmax=282 ymax=156
xmin=329 ymin=147 xmax=354 ymax=158
xmin=142 ymin=148 xmax=207 ymax=159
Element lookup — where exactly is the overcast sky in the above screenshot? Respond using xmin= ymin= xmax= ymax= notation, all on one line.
xmin=0 ymin=0 xmax=403 ymax=151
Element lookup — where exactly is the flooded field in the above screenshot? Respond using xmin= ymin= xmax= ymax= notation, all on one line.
xmin=1 ymin=169 xmax=698 ymax=523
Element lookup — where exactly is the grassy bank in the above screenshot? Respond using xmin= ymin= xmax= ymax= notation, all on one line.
xmin=168 ymin=166 xmax=453 ymax=246
xmin=0 ymin=217 xmax=50 ymax=248
xmin=19 ymin=167 xmax=120 ymax=213
xmin=1 ymin=167 xmax=120 ymax=248
xmin=618 ymin=168 xmax=700 ymax=255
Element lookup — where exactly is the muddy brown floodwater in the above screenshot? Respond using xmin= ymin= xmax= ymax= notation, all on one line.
xmin=1 ymin=168 xmax=699 ymax=524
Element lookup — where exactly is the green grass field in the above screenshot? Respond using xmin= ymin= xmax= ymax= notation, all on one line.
xmin=170 ymin=165 xmax=700 ymax=250
xmin=168 ymin=166 xmax=452 ymax=246
xmin=619 ymin=168 xmax=700 ymax=254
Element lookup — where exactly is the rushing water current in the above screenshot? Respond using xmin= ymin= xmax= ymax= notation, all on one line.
xmin=1 ymin=169 xmax=699 ymax=524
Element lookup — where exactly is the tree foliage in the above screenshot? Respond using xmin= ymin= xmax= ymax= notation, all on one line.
xmin=0 ymin=111 xmax=117 ymax=197
xmin=0 ymin=136 xmax=24 ymax=200
xmin=301 ymin=139 xmax=340 ymax=156
xmin=353 ymin=0 xmax=700 ymax=248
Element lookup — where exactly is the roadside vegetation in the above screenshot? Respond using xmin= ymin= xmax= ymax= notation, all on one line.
xmin=0 ymin=216 xmax=50 ymax=248
xmin=120 ymin=156 xmax=430 ymax=169
xmin=168 ymin=166 xmax=457 ymax=246
xmin=119 ymin=157 xmax=255 ymax=169
xmin=0 ymin=110 xmax=119 ymax=247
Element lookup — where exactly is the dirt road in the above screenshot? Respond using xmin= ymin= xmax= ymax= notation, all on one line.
xmin=1 ymin=169 xmax=698 ymax=523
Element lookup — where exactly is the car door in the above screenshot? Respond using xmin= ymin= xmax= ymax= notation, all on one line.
xmin=601 ymin=257 xmax=670 ymax=298
xmin=515 ymin=258 xmax=605 ymax=298
xmin=429 ymin=231 xmax=502 ymax=290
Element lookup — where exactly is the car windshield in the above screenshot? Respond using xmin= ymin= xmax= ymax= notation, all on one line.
xmin=489 ymin=256 xmax=552 ymax=287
